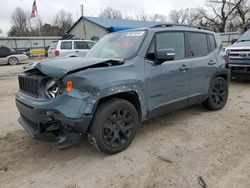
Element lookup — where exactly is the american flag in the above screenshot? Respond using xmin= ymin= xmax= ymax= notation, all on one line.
xmin=31 ymin=0 xmax=38 ymax=18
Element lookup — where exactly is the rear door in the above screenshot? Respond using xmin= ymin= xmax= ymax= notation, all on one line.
xmin=187 ymin=32 xmax=218 ymax=104
xmin=73 ymin=41 xmax=89 ymax=57
xmin=146 ymin=31 xmax=191 ymax=116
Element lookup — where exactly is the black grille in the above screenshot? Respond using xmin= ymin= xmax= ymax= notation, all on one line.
xmin=18 ymin=75 xmax=40 ymax=97
xmin=230 ymin=49 xmax=250 ymax=52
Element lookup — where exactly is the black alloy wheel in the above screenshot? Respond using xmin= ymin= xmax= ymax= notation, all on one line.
xmin=88 ymin=98 xmax=138 ymax=154
xmin=203 ymin=77 xmax=228 ymax=110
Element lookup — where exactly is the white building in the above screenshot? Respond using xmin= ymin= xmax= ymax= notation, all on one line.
xmin=67 ymin=16 xmax=161 ymax=40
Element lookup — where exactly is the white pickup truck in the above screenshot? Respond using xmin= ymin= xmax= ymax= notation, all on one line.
xmin=225 ymin=29 xmax=250 ymax=79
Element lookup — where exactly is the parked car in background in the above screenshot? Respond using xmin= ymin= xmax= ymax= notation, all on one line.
xmin=225 ymin=28 xmax=250 ymax=79
xmin=0 ymin=46 xmax=28 ymax=65
xmin=48 ymin=40 xmax=95 ymax=58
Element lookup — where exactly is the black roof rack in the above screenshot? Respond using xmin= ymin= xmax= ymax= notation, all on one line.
xmin=151 ymin=23 xmax=213 ymax=31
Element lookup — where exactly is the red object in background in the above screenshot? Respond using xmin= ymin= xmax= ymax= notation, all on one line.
xmin=31 ymin=0 xmax=38 ymax=18
xmin=55 ymin=50 xmax=60 ymax=57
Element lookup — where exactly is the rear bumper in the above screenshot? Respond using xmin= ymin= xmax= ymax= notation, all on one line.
xmin=16 ymin=98 xmax=92 ymax=149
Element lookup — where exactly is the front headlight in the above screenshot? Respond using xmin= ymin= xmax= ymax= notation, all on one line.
xmin=45 ymin=79 xmax=59 ymax=98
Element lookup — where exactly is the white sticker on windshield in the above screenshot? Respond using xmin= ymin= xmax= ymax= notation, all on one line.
xmin=126 ymin=31 xmax=145 ymax=37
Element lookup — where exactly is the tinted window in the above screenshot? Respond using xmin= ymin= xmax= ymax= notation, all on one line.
xmin=0 ymin=48 xmax=5 ymax=57
xmin=155 ymin=32 xmax=185 ymax=60
xmin=208 ymin=34 xmax=216 ymax=51
xmin=0 ymin=47 xmax=11 ymax=57
xmin=74 ymin=41 xmax=88 ymax=49
xmin=188 ymin=32 xmax=209 ymax=57
xmin=87 ymin=42 xmax=95 ymax=49
xmin=60 ymin=41 xmax=72 ymax=50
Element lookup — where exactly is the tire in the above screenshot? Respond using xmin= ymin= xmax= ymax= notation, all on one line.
xmin=203 ymin=77 xmax=228 ymax=111
xmin=88 ymin=98 xmax=139 ymax=154
xmin=8 ymin=57 xmax=19 ymax=65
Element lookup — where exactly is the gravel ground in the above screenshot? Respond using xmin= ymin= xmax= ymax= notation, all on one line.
xmin=0 ymin=63 xmax=249 ymax=188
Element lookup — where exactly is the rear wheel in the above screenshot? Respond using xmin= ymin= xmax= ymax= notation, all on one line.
xmin=88 ymin=98 xmax=138 ymax=154
xmin=8 ymin=57 xmax=19 ymax=65
xmin=203 ymin=77 xmax=228 ymax=110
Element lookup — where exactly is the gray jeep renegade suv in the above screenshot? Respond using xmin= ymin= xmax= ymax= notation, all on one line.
xmin=16 ymin=24 xmax=229 ymax=154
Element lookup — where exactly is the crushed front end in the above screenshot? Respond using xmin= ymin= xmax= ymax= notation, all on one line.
xmin=15 ymin=68 xmax=96 ymax=149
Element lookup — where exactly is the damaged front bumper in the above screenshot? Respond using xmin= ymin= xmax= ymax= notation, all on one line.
xmin=16 ymin=93 xmax=93 ymax=149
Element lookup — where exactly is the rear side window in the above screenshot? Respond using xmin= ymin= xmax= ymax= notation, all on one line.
xmin=208 ymin=34 xmax=216 ymax=52
xmin=60 ymin=41 xmax=72 ymax=50
xmin=0 ymin=47 xmax=11 ymax=57
xmin=87 ymin=42 xmax=95 ymax=49
xmin=155 ymin=32 xmax=185 ymax=60
xmin=0 ymin=48 xmax=5 ymax=57
xmin=187 ymin=32 xmax=209 ymax=57
xmin=74 ymin=41 xmax=88 ymax=49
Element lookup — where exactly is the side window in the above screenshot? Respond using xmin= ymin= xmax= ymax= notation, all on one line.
xmin=87 ymin=42 xmax=95 ymax=49
xmin=74 ymin=41 xmax=88 ymax=49
xmin=208 ymin=34 xmax=216 ymax=52
xmin=60 ymin=41 xmax=72 ymax=50
xmin=0 ymin=47 xmax=11 ymax=57
xmin=188 ymin=32 xmax=209 ymax=57
xmin=155 ymin=32 xmax=185 ymax=60
xmin=0 ymin=48 xmax=4 ymax=57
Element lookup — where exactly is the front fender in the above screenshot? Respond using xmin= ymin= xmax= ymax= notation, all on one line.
xmin=82 ymin=83 xmax=147 ymax=120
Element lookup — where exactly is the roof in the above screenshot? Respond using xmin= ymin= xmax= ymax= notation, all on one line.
xmin=0 ymin=36 xmax=60 ymax=40
xmin=67 ymin=16 xmax=162 ymax=33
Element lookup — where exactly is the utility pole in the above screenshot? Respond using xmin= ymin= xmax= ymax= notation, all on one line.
xmin=81 ymin=4 xmax=87 ymax=39
xmin=80 ymin=4 xmax=84 ymax=17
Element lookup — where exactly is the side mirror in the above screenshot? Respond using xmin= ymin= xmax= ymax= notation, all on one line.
xmin=155 ymin=48 xmax=175 ymax=62
xmin=231 ymin=39 xmax=237 ymax=44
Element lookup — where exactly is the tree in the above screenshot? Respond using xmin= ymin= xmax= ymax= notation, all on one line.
xmin=135 ymin=11 xmax=149 ymax=21
xmin=169 ymin=8 xmax=206 ymax=25
xmin=99 ymin=7 xmax=123 ymax=19
xmin=135 ymin=11 xmax=166 ymax=22
xmin=9 ymin=7 xmax=29 ymax=36
xmin=149 ymin=14 xmax=167 ymax=22
xmin=198 ymin=0 xmax=244 ymax=32
xmin=232 ymin=0 xmax=250 ymax=29
xmin=53 ymin=9 xmax=73 ymax=36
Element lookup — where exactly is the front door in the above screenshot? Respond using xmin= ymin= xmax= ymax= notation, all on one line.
xmin=146 ymin=31 xmax=191 ymax=117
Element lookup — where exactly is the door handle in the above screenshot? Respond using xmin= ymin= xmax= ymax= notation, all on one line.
xmin=208 ymin=60 xmax=216 ymax=65
xmin=75 ymin=51 xmax=79 ymax=53
xmin=179 ymin=64 xmax=189 ymax=71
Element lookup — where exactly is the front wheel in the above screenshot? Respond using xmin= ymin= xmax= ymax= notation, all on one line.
xmin=203 ymin=77 xmax=228 ymax=111
xmin=8 ymin=57 xmax=19 ymax=65
xmin=88 ymin=98 xmax=138 ymax=154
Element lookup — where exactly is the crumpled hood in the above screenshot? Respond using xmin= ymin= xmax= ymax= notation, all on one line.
xmin=33 ymin=57 xmax=123 ymax=79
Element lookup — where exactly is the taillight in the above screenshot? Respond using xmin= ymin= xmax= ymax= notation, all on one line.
xmin=55 ymin=50 xmax=60 ymax=56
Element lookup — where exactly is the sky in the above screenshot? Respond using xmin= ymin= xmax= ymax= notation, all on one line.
xmin=0 ymin=0 xmax=204 ymax=35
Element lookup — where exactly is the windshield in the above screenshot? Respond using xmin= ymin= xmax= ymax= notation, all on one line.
xmin=86 ymin=30 xmax=146 ymax=59
xmin=238 ymin=30 xmax=250 ymax=42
